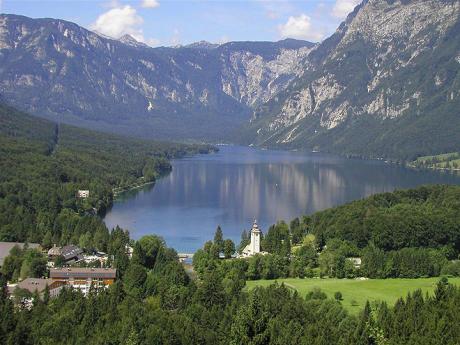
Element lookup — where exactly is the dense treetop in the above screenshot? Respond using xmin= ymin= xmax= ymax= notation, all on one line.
xmin=0 ymin=103 xmax=214 ymax=245
xmin=308 ymin=185 xmax=460 ymax=251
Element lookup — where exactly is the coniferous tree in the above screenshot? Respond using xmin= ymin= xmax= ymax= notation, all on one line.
xmin=213 ymin=226 xmax=224 ymax=253
xmin=223 ymin=239 xmax=235 ymax=259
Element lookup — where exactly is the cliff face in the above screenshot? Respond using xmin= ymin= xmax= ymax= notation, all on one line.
xmin=248 ymin=0 xmax=460 ymax=160
xmin=1 ymin=0 xmax=459 ymax=160
xmin=0 ymin=14 xmax=313 ymax=140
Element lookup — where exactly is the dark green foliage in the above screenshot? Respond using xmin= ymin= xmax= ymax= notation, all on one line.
xmin=0 ymin=103 xmax=213 ymax=246
xmin=223 ymin=239 xmax=236 ymax=259
xmin=1 ymin=246 xmax=47 ymax=282
xmin=214 ymin=226 xmax=224 ymax=253
xmin=237 ymin=229 xmax=250 ymax=253
xmin=442 ymin=261 xmax=460 ymax=276
xmin=262 ymin=221 xmax=291 ymax=257
xmin=334 ymin=291 xmax=343 ymax=301
xmin=309 ymin=185 xmax=460 ymax=252
xmin=229 ymin=185 xmax=460 ymax=280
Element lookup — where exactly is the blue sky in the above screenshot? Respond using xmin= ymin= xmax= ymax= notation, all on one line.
xmin=0 ymin=0 xmax=361 ymax=46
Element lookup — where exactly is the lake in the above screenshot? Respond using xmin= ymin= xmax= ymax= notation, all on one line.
xmin=104 ymin=145 xmax=460 ymax=252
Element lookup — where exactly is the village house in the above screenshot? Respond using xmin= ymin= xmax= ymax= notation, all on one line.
xmin=7 ymin=278 xmax=64 ymax=308
xmin=348 ymin=257 xmax=362 ymax=269
xmin=83 ymin=251 xmax=109 ymax=265
xmin=49 ymin=267 xmax=116 ymax=296
xmin=125 ymin=244 xmax=134 ymax=259
xmin=77 ymin=190 xmax=90 ymax=198
xmin=48 ymin=244 xmax=84 ymax=264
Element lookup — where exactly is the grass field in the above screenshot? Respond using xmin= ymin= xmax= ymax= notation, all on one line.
xmin=246 ymin=277 xmax=460 ymax=314
xmin=412 ymin=152 xmax=460 ymax=170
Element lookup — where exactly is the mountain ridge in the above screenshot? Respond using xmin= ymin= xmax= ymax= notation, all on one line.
xmin=1 ymin=0 xmax=460 ymax=160
xmin=246 ymin=0 xmax=460 ymax=160
xmin=0 ymin=13 xmax=313 ymax=141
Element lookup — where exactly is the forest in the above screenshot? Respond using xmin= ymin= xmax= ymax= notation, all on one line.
xmin=0 ymin=103 xmax=214 ymax=247
xmin=1 ymin=231 xmax=459 ymax=345
xmin=192 ymin=185 xmax=460 ymax=281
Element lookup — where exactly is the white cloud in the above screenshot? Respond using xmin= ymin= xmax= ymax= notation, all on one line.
xmin=141 ymin=0 xmax=160 ymax=9
xmin=91 ymin=5 xmax=144 ymax=41
xmin=278 ymin=14 xmax=324 ymax=42
xmin=331 ymin=0 xmax=361 ymax=18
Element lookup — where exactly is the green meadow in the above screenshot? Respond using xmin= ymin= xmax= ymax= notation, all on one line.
xmin=246 ymin=277 xmax=460 ymax=314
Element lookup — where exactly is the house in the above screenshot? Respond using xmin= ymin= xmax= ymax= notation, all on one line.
xmin=47 ymin=244 xmax=84 ymax=264
xmin=8 ymin=278 xmax=64 ymax=308
xmin=0 ymin=242 xmax=41 ymax=266
xmin=239 ymin=221 xmax=268 ymax=258
xmin=61 ymin=245 xmax=84 ymax=263
xmin=83 ymin=251 xmax=108 ymax=265
xmin=49 ymin=267 xmax=116 ymax=295
xmin=125 ymin=244 xmax=134 ymax=259
xmin=347 ymin=257 xmax=362 ymax=268
xmin=77 ymin=190 xmax=90 ymax=198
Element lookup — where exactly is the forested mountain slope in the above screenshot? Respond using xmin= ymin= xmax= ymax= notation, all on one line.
xmin=309 ymin=184 xmax=460 ymax=251
xmin=246 ymin=0 xmax=460 ymax=161
xmin=0 ymin=103 xmax=212 ymax=244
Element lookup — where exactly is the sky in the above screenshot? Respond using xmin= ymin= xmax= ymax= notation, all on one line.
xmin=0 ymin=0 xmax=361 ymax=46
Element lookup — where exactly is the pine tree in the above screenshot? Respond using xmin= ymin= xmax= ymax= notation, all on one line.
xmin=223 ymin=239 xmax=235 ymax=259
xmin=214 ymin=226 xmax=224 ymax=253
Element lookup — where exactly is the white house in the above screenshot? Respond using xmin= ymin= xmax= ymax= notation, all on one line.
xmin=77 ymin=190 xmax=90 ymax=198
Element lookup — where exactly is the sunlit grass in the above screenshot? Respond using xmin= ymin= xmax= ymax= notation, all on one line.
xmin=246 ymin=277 xmax=460 ymax=314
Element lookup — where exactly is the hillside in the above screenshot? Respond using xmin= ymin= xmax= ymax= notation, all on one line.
xmin=0 ymin=14 xmax=313 ymax=141
xmin=411 ymin=152 xmax=460 ymax=170
xmin=246 ymin=0 xmax=460 ymax=161
xmin=308 ymin=184 xmax=460 ymax=251
xmin=0 ymin=103 xmax=212 ymax=244
xmin=1 ymin=1 xmax=459 ymax=160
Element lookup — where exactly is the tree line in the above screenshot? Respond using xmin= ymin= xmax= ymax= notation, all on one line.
xmin=193 ymin=185 xmax=460 ymax=280
xmin=0 ymin=103 xmax=214 ymax=248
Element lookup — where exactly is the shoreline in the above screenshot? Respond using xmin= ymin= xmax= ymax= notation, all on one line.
xmin=406 ymin=163 xmax=460 ymax=173
xmin=113 ymin=180 xmax=156 ymax=199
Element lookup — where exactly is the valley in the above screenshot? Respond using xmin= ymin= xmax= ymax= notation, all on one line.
xmin=1 ymin=0 xmax=459 ymax=161
xmin=1 ymin=0 xmax=460 ymax=344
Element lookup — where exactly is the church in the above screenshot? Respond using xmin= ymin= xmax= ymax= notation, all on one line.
xmin=239 ymin=220 xmax=267 ymax=258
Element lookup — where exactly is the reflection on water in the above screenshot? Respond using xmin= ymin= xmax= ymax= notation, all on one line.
xmin=104 ymin=146 xmax=460 ymax=252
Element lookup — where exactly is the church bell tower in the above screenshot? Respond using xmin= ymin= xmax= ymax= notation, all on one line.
xmin=250 ymin=220 xmax=261 ymax=254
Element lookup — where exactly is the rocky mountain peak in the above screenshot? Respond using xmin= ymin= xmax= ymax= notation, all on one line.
xmin=185 ymin=40 xmax=220 ymax=49
xmin=246 ymin=0 xmax=460 ymax=160
xmin=118 ymin=34 xmax=148 ymax=48
xmin=0 ymin=14 xmax=314 ymax=141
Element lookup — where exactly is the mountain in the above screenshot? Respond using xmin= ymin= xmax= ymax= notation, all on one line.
xmin=1 ymin=0 xmax=459 ymax=160
xmin=118 ymin=34 xmax=149 ymax=49
xmin=246 ymin=0 xmax=460 ymax=160
xmin=0 ymin=14 xmax=313 ymax=141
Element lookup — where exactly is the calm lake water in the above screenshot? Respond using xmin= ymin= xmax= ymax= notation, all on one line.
xmin=104 ymin=145 xmax=460 ymax=252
